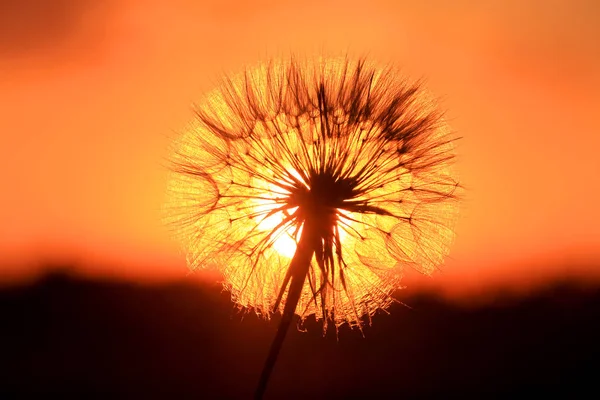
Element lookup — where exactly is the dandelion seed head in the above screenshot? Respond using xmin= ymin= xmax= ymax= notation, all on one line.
xmin=165 ymin=56 xmax=460 ymax=328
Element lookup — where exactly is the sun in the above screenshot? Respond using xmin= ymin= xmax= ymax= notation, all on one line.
xmin=254 ymin=192 xmax=352 ymax=259
xmin=255 ymin=201 xmax=299 ymax=258
xmin=251 ymin=158 xmax=356 ymax=259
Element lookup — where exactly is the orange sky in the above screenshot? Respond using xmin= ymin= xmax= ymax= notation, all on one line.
xmin=1 ymin=0 xmax=599 ymax=295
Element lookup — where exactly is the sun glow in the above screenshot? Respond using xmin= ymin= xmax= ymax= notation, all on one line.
xmin=165 ymin=57 xmax=459 ymax=328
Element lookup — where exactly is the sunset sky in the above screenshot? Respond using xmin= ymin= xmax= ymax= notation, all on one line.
xmin=1 ymin=0 xmax=599 ymax=295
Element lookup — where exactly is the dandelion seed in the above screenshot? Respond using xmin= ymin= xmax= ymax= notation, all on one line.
xmin=164 ymin=56 xmax=460 ymax=398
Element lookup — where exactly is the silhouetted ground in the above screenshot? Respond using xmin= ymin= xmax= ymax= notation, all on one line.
xmin=1 ymin=268 xmax=598 ymax=399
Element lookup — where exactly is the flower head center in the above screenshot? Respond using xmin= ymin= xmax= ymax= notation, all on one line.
xmin=287 ymin=170 xmax=354 ymax=239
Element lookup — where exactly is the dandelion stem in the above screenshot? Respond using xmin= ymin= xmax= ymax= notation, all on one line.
xmin=254 ymin=219 xmax=318 ymax=399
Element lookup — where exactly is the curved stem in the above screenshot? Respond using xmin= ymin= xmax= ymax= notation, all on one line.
xmin=254 ymin=220 xmax=318 ymax=400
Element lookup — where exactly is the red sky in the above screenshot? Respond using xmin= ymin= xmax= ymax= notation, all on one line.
xmin=1 ymin=0 xmax=599 ymax=295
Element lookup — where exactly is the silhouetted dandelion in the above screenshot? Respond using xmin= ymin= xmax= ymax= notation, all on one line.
xmin=164 ymin=56 xmax=460 ymax=398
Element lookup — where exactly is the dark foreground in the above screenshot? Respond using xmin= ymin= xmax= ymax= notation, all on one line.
xmin=1 ymin=270 xmax=598 ymax=399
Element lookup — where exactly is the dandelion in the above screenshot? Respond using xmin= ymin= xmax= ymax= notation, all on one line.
xmin=164 ymin=56 xmax=460 ymax=398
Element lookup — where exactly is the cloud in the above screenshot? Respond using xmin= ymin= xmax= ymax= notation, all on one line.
xmin=0 ymin=0 xmax=115 ymax=62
